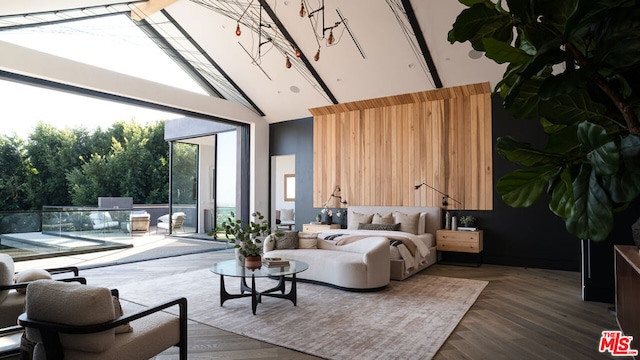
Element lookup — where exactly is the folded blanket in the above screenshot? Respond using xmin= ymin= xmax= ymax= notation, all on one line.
xmin=321 ymin=230 xmax=429 ymax=272
xmin=336 ymin=234 xmax=418 ymax=257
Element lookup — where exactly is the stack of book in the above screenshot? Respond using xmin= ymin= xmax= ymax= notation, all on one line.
xmin=262 ymin=257 xmax=290 ymax=267
xmin=458 ymin=227 xmax=478 ymax=231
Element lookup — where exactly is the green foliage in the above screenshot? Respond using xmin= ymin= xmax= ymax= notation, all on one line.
xmin=0 ymin=136 xmax=32 ymax=211
xmin=459 ymin=215 xmax=476 ymax=227
xmin=449 ymin=0 xmax=640 ymax=241
xmin=219 ymin=211 xmax=276 ymax=257
xmin=0 ymin=120 xmax=169 ymax=210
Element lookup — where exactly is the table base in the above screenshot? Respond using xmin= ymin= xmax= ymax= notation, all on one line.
xmin=219 ymin=274 xmax=298 ymax=315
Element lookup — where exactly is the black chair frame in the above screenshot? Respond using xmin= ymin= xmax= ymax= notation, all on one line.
xmin=0 ymin=266 xmax=81 ymax=293
xmin=18 ymin=290 xmax=187 ymax=360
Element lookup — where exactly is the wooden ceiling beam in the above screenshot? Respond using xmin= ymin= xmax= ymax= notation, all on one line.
xmin=131 ymin=0 xmax=179 ymax=21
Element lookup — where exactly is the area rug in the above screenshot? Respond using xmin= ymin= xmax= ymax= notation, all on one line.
xmin=117 ymin=269 xmax=488 ymax=360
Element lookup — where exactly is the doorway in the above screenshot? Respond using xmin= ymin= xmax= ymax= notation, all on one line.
xmin=271 ymin=154 xmax=296 ymax=230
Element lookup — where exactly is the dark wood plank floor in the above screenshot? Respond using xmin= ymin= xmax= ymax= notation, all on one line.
xmin=30 ymin=249 xmax=626 ymax=359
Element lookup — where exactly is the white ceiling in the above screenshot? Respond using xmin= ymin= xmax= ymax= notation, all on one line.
xmin=0 ymin=0 xmax=507 ymax=123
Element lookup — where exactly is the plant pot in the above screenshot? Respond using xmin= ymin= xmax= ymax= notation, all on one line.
xmin=245 ymin=255 xmax=262 ymax=270
xmin=235 ymin=247 xmax=245 ymax=266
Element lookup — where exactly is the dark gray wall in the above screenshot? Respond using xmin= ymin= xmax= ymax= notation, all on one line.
xmin=269 ymin=96 xmax=640 ymax=302
xmin=270 ymin=118 xmax=315 ymax=231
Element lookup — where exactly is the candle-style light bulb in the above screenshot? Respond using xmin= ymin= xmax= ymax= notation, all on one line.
xmin=299 ymin=1 xmax=306 ymax=17
xmin=314 ymin=48 xmax=320 ymax=61
xmin=235 ymin=22 xmax=241 ymax=36
xmin=285 ymin=55 xmax=292 ymax=69
xmin=327 ymin=29 xmax=334 ymax=45
xmin=295 ymin=48 xmax=301 ymax=58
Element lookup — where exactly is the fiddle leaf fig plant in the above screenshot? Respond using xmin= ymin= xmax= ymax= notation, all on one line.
xmin=449 ymin=0 xmax=640 ymax=241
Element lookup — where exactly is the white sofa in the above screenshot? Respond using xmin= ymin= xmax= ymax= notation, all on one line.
xmin=264 ymin=234 xmax=390 ymax=290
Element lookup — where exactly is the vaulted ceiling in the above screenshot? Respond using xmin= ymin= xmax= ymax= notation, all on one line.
xmin=0 ymin=0 xmax=506 ymax=123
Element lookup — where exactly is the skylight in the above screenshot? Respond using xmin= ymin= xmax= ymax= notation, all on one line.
xmin=0 ymin=14 xmax=207 ymax=95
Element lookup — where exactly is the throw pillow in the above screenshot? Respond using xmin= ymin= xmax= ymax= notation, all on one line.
xmin=112 ymin=296 xmax=133 ymax=334
xmin=14 ymin=269 xmax=52 ymax=294
xmin=298 ymin=232 xmax=318 ymax=249
xmin=348 ymin=212 xmax=374 ymax=230
xmin=280 ymin=209 xmax=295 ymax=221
xmin=418 ymin=212 xmax=428 ymax=234
xmin=358 ymin=223 xmax=401 ymax=231
xmin=394 ymin=212 xmax=420 ymax=235
xmin=372 ymin=213 xmax=394 ymax=225
xmin=275 ymin=231 xmax=299 ymax=249
xmin=0 ymin=254 xmax=14 ymax=303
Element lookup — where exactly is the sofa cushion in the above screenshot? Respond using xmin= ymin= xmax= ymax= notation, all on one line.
xmin=358 ymin=223 xmax=401 ymax=231
xmin=25 ymin=280 xmax=116 ymax=353
xmin=280 ymin=209 xmax=295 ymax=221
xmin=274 ymin=231 xmax=299 ymax=249
xmin=0 ymin=253 xmax=15 ymax=303
xmin=14 ymin=269 xmax=52 ymax=294
xmin=348 ymin=212 xmax=374 ymax=230
xmin=298 ymin=232 xmax=318 ymax=249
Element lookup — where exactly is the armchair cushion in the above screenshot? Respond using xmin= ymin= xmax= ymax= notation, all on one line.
xmin=0 ymin=254 xmax=14 ymax=303
xmin=14 ymin=269 xmax=52 ymax=294
xmin=280 ymin=209 xmax=294 ymax=221
xmin=25 ymin=280 xmax=116 ymax=353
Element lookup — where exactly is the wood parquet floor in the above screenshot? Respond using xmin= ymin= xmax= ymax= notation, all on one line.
xmin=20 ymin=249 xmax=624 ymax=359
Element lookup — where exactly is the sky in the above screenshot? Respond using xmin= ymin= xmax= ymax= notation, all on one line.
xmin=0 ymin=14 xmax=205 ymax=139
xmin=0 ymin=79 xmax=180 ymax=139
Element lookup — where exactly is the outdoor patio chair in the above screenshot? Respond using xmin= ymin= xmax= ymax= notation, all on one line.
xmin=156 ymin=212 xmax=186 ymax=233
xmin=89 ymin=211 xmax=119 ymax=231
xmin=129 ymin=211 xmax=150 ymax=233
xmin=0 ymin=254 xmax=84 ymax=329
xmin=18 ymin=280 xmax=187 ymax=360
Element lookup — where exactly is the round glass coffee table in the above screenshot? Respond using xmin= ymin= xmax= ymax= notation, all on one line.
xmin=210 ymin=259 xmax=309 ymax=315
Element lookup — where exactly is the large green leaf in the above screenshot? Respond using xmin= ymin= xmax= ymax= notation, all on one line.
xmin=496 ymin=164 xmax=558 ymax=207
xmin=535 ymin=0 xmax=580 ymax=36
xmin=565 ymin=164 xmax=613 ymax=241
xmin=577 ymin=121 xmax=620 ymax=175
xmin=539 ymin=90 xmax=608 ymax=125
xmin=538 ymin=70 xmax=591 ymax=100
xmin=483 ymin=38 xmax=533 ymax=65
xmin=496 ymin=136 xmax=563 ymax=166
xmin=448 ymin=4 xmax=512 ymax=51
xmin=544 ymin=124 xmax=581 ymax=155
xmin=605 ymin=165 xmax=640 ymax=203
xmin=621 ymin=134 xmax=640 ymax=172
xmin=549 ymin=167 xmax=575 ymax=218
xmin=504 ymin=77 xmax=544 ymax=119
xmin=605 ymin=134 xmax=640 ymax=203
xmin=592 ymin=5 xmax=640 ymax=75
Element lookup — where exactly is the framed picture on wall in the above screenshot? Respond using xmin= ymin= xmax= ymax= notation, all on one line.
xmin=284 ymin=174 xmax=295 ymax=201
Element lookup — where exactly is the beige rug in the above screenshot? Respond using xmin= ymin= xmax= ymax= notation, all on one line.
xmin=117 ymin=269 xmax=488 ymax=360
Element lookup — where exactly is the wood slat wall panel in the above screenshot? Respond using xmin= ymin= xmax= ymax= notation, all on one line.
xmin=312 ymin=83 xmax=492 ymax=210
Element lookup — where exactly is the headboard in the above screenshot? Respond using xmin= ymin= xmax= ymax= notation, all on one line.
xmin=347 ymin=206 xmax=443 ymax=234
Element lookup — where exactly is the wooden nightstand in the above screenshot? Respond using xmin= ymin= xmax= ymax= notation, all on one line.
xmin=302 ymin=224 xmax=341 ymax=233
xmin=436 ymin=229 xmax=483 ymax=266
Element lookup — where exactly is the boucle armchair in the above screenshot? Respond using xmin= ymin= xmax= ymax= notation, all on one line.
xmin=0 ymin=253 xmax=83 ymax=329
xmin=18 ymin=280 xmax=187 ymax=360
